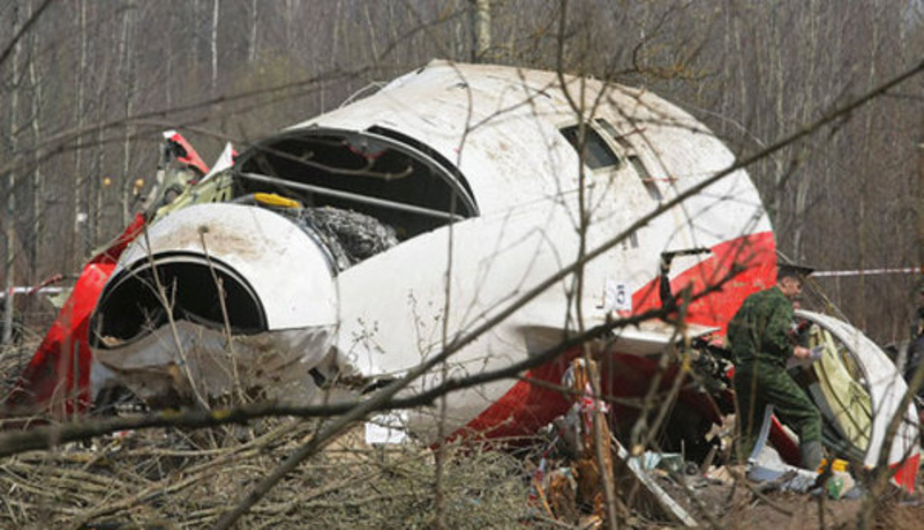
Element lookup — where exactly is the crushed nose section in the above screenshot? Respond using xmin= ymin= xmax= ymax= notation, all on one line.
xmin=88 ymin=203 xmax=340 ymax=408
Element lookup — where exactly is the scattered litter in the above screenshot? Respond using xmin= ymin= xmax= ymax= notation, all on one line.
xmin=825 ymin=470 xmax=856 ymax=500
xmin=705 ymin=465 xmax=742 ymax=485
xmin=633 ymin=451 xmax=684 ymax=474
xmin=746 ymin=406 xmax=819 ymax=493
xmin=744 ymin=406 xmax=863 ymax=500
xmin=364 ymin=411 xmax=409 ymax=445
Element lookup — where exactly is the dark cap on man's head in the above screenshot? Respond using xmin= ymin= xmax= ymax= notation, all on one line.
xmin=777 ymin=263 xmax=814 ymax=281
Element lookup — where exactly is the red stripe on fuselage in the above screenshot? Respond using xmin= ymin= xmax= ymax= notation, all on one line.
xmin=454 ymin=231 xmax=777 ymax=441
xmin=631 ymin=231 xmax=777 ymax=334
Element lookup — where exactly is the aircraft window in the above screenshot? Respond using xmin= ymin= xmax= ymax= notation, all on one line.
xmin=595 ymin=119 xmax=627 ymax=148
xmin=595 ymin=119 xmax=663 ymax=201
xmin=628 ymin=156 xmax=662 ymax=201
xmin=234 ymin=129 xmax=477 ymax=240
xmin=559 ymin=125 xmax=620 ymax=170
xmin=366 ymin=125 xmax=477 ymax=205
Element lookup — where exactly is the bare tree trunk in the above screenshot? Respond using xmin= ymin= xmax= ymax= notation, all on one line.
xmin=857 ymin=5 xmax=881 ymax=331
xmin=720 ymin=3 xmax=732 ymax=138
xmin=211 ymin=0 xmax=219 ymax=93
xmin=822 ymin=1 xmax=845 ymax=305
xmin=90 ymin=88 xmax=104 ymax=252
xmin=119 ymin=5 xmax=136 ymax=227
xmin=342 ymin=1 xmax=353 ymax=93
xmin=452 ymin=9 xmax=464 ymax=60
xmin=770 ymin=7 xmax=788 ymax=241
xmin=734 ymin=10 xmax=749 ymax=151
xmin=72 ymin=0 xmax=87 ymax=270
xmin=248 ymin=0 xmax=258 ymax=64
xmin=27 ymin=0 xmax=44 ymax=277
xmin=364 ymin=3 xmax=379 ymax=63
xmin=284 ymin=0 xmax=295 ymax=51
xmin=3 ymin=5 xmax=22 ymax=345
xmin=470 ymin=0 xmax=491 ymax=62
xmin=919 ymin=143 xmax=924 ymax=269
xmin=388 ymin=2 xmax=400 ymax=65
xmin=792 ymin=1 xmax=818 ymax=258
xmin=331 ymin=0 xmax=342 ymax=69
xmin=322 ymin=0 xmax=343 ymax=112
xmin=192 ymin=0 xmax=200 ymax=75
xmin=165 ymin=6 xmax=173 ymax=108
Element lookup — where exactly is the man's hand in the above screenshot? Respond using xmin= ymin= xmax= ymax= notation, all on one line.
xmin=788 ymin=345 xmax=823 ymax=368
xmin=793 ymin=345 xmax=824 ymax=362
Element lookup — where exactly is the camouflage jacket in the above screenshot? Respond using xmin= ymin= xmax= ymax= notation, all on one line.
xmin=727 ymin=286 xmax=793 ymax=369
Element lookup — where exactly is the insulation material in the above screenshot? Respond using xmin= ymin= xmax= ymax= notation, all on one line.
xmin=300 ymin=207 xmax=399 ymax=270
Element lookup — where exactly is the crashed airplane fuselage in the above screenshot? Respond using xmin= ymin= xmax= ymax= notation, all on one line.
xmin=12 ymin=61 xmax=918 ymax=488
xmin=92 ymin=60 xmax=773 ymax=430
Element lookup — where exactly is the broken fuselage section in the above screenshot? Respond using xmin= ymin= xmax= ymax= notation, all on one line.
xmin=90 ymin=122 xmax=475 ymax=406
xmin=85 ymin=62 xmax=920 ymax=493
xmin=88 ymin=61 xmax=769 ymax=438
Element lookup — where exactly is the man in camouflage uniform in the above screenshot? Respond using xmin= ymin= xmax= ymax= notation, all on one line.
xmin=727 ymin=264 xmax=824 ymax=470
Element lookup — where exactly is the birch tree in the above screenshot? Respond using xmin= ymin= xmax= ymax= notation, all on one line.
xmin=26 ymin=0 xmax=44 ymax=275
xmin=2 ymin=4 xmax=21 ymax=345
xmin=72 ymin=0 xmax=87 ymax=270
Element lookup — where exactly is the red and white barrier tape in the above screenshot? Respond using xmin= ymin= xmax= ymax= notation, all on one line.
xmin=812 ymin=267 xmax=924 ymax=278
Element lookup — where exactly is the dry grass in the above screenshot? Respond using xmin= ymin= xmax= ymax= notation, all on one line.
xmin=2 ymin=339 xmax=923 ymax=529
xmin=0 ymin=341 xmax=537 ymax=529
xmin=0 ymin=339 xmax=33 ymax=403
xmin=0 ymin=420 xmax=535 ymax=529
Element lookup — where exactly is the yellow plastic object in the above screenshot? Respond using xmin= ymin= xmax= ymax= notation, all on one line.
xmin=254 ymin=193 xmax=302 ymax=209
xmin=818 ymin=458 xmax=849 ymax=473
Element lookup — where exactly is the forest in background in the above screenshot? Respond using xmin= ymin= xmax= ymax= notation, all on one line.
xmin=1 ymin=0 xmax=924 ymax=343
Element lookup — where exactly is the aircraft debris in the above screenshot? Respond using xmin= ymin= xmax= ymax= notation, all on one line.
xmin=746 ymin=405 xmax=821 ymax=494
xmin=536 ymin=357 xmax=698 ymax=527
xmin=2 ymin=60 xmax=919 ymax=504
xmin=300 ymin=206 xmax=399 ymax=270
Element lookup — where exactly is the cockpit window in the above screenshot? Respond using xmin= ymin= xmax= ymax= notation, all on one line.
xmin=233 ymin=128 xmax=477 ymax=240
xmin=595 ymin=118 xmax=663 ymax=201
xmin=559 ymin=125 xmax=621 ymax=170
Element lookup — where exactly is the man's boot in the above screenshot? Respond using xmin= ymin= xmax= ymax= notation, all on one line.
xmin=800 ymin=440 xmax=824 ymax=471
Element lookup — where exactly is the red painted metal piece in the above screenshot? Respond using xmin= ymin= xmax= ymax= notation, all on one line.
xmin=891 ymin=452 xmax=919 ymax=493
xmin=5 ymin=129 xmax=208 ymax=417
xmin=4 ymin=214 xmax=145 ymax=417
xmin=768 ymin=415 xmax=801 ymax=466
xmin=166 ymin=131 xmax=209 ymax=177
